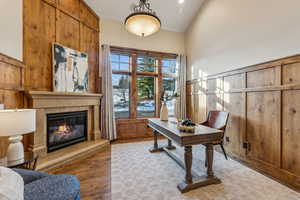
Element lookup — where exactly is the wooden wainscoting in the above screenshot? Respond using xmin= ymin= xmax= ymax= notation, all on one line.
xmin=0 ymin=53 xmax=25 ymax=158
xmin=186 ymin=54 xmax=300 ymax=191
xmin=116 ymin=119 xmax=153 ymax=140
xmin=0 ymin=53 xmax=25 ymax=108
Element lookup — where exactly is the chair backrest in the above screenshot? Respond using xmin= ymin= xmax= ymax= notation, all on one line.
xmin=206 ymin=111 xmax=229 ymax=131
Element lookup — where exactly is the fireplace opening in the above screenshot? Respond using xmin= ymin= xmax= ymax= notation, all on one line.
xmin=47 ymin=111 xmax=87 ymax=153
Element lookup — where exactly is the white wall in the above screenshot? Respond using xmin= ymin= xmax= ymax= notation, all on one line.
xmin=185 ymin=0 xmax=300 ymax=80
xmin=0 ymin=0 xmax=23 ymax=61
xmin=101 ymin=18 xmax=185 ymax=54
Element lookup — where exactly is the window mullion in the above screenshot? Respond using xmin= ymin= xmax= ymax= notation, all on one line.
xmin=156 ymin=57 xmax=163 ymax=118
xmin=131 ymin=53 xmax=138 ymax=119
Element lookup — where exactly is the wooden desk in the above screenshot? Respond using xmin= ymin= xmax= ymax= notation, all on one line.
xmin=148 ymin=118 xmax=223 ymax=193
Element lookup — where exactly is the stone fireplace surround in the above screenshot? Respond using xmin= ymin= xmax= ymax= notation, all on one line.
xmin=25 ymin=91 xmax=107 ymax=170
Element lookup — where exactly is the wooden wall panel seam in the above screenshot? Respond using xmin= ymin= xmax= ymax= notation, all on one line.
xmin=79 ymin=0 xmax=100 ymax=20
xmin=41 ymin=0 xmax=99 ymax=32
xmin=0 ymin=53 xmax=25 ymax=68
xmin=42 ymin=0 xmax=56 ymax=7
xmin=57 ymin=7 xmax=81 ymax=23
xmin=204 ymin=83 xmax=300 ymax=94
xmin=80 ymin=21 xmax=100 ymax=33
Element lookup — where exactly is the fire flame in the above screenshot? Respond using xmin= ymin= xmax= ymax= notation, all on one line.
xmin=55 ymin=123 xmax=72 ymax=136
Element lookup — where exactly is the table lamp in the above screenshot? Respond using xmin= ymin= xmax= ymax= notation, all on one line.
xmin=0 ymin=109 xmax=36 ymax=166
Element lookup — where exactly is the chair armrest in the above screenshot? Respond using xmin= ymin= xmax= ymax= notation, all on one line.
xmin=24 ymin=174 xmax=80 ymax=200
xmin=12 ymin=168 xmax=49 ymax=185
xmin=199 ymin=121 xmax=208 ymax=126
xmin=218 ymin=125 xmax=227 ymax=131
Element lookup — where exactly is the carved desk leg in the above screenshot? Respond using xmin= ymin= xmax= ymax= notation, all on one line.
xmin=184 ymin=146 xmax=193 ymax=184
xmin=166 ymin=139 xmax=176 ymax=150
xmin=149 ymin=130 xmax=162 ymax=153
xmin=178 ymin=144 xmax=221 ymax=193
xmin=206 ymin=144 xmax=214 ymax=177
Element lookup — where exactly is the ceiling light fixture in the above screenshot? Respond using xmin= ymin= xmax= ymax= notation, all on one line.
xmin=124 ymin=0 xmax=161 ymax=37
xmin=178 ymin=0 xmax=185 ymax=4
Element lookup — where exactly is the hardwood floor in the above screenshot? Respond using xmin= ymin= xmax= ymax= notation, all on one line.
xmin=48 ymin=138 xmax=164 ymax=199
xmin=49 ymin=137 xmax=299 ymax=199
xmin=50 ymin=145 xmax=111 ymax=200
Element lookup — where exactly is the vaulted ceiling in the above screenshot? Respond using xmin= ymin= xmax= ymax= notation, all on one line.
xmin=85 ymin=0 xmax=205 ymax=32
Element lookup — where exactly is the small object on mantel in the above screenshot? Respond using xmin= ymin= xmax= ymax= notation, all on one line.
xmin=178 ymin=119 xmax=196 ymax=133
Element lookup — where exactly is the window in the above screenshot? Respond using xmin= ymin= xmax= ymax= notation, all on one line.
xmin=112 ymin=74 xmax=130 ymax=118
xmin=111 ymin=53 xmax=131 ymax=118
xmin=111 ymin=54 xmax=131 ymax=71
xmin=162 ymin=58 xmax=178 ymax=116
xmin=137 ymin=56 xmax=156 ymax=72
xmin=162 ymin=58 xmax=177 ymax=74
xmin=111 ymin=47 xmax=177 ymax=119
xmin=136 ymin=55 xmax=157 ymax=117
xmin=137 ymin=76 xmax=155 ymax=117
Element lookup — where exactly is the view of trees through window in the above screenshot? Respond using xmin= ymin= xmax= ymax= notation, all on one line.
xmin=162 ymin=58 xmax=178 ymax=116
xmin=137 ymin=76 xmax=155 ymax=117
xmin=111 ymin=49 xmax=177 ymax=119
xmin=137 ymin=56 xmax=156 ymax=117
xmin=163 ymin=77 xmax=176 ymax=116
xmin=111 ymin=53 xmax=131 ymax=118
xmin=137 ymin=56 xmax=156 ymax=72
xmin=112 ymin=74 xmax=130 ymax=118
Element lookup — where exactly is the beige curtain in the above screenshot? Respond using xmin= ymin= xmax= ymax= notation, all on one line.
xmin=101 ymin=45 xmax=117 ymax=141
xmin=175 ymin=55 xmax=187 ymax=120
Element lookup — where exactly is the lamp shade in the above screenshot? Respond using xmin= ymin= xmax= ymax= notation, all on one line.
xmin=0 ymin=109 xmax=36 ymax=136
xmin=125 ymin=13 xmax=161 ymax=37
xmin=125 ymin=0 xmax=161 ymax=37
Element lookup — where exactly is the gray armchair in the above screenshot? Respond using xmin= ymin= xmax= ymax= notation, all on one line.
xmin=13 ymin=168 xmax=80 ymax=200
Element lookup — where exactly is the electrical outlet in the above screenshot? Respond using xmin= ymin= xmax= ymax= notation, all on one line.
xmin=225 ymin=136 xmax=230 ymax=142
xmin=0 ymin=104 xmax=4 ymax=110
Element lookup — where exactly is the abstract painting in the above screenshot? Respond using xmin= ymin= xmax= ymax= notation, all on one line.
xmin=53 ymin=43 xmax=89 ymax=92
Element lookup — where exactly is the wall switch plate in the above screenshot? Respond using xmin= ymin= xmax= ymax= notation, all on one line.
xmin=0 ymin=104 xmax=4 ymax=110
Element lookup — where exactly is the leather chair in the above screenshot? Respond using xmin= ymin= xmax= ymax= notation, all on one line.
xmin=200 ymin=111 xmax=229 ymax=163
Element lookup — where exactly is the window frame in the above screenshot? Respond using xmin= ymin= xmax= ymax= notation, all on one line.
xmin=110 ymin=46 xmax=178 ymax=119
xmin=161 ymin=58 xmax=178 ymax=117
xmin=111 ymin=53 xmax=132 ymax=119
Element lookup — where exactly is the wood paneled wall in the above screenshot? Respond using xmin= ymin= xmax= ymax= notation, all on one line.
xmin=0 ymin=0 xmax=100 ymax=155
xmin=22 ymin=0 xmax=100 ymax=149
xmin=23 ymin=0 xmax=100 ymax=93
xmin=186 ymin=54 xmax=300 ymax=191
xmin=0 ymin=53 xmax=25 ymax=157
xmin=117 ymin=119 xmax=153 ymax=140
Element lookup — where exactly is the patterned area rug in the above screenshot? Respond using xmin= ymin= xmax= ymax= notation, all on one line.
xmin=111 ymin=141 xmax=300 ymax=200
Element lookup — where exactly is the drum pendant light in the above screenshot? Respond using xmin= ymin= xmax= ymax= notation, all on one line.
xmin=125 ymin=0 xmax=161 ymax=37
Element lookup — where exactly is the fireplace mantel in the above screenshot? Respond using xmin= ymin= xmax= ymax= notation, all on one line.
xmin=27 ymin=91 xmax=103 ymax=97
xmin=26 ymin=91 xmax=103 ymax=109
xmin=25 ymin=91 xmax=103 ymax=158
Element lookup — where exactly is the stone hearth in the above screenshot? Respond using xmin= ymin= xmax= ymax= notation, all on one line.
xmin=26 ymin=91 xmax=104 ymax=158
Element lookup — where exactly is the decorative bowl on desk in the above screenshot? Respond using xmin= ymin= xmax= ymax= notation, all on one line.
xmin=178 ymin=119 xmax=196 ymax=133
